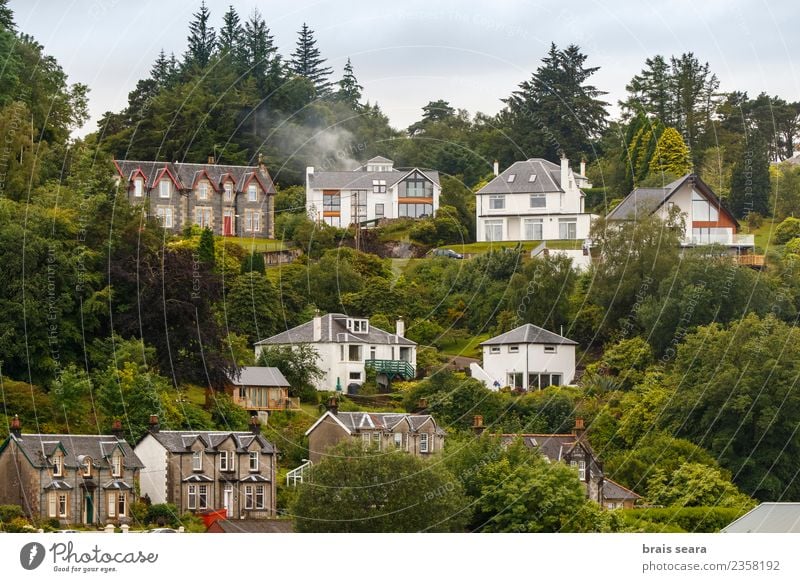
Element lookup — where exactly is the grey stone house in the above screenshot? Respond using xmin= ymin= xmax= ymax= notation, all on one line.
xmin=0 ymin=416 xmax=144 ymax=526
xmin=134 ymin=416 xmax=277 ymax=519
xmin=114 ymin=157 xmax=276 ymax=238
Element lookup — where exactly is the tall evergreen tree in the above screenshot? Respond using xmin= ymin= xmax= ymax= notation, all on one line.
xmin=150 ymin=49 xmax=178 ymax=88
xmin=218 ymin=5 xmax=244 ymax=64
xmin=336 ymin=58 xmax=363 ymax=107
xmin=289 ymin=23 xmax=333 ymax=96
xmin=621 ymin=55 xmax=673 ymax=123
xmin=0 ymin=0 xmax=15 ymax=31
xmin=648 ymin=127 xmax=692 ymax=176
xmin=669 ymin=53 xmax=719 ymax=160
xmin=243 ymin=9 xmax=278 ymax=93
xmin=729 ymin=134 xmax=771 ymax=217
xmin=184 ymin=1 xmax=216 ymax=70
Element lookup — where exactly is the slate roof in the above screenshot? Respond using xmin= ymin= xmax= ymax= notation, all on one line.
xmin=721 ymin=503 xmax=800 ymax=533
xmin=148 ymin=431 xmax=275 ymax=454
xmin=476 ymin=159 xmax=566 ymax=195
xmin=501 ymin=433 xmax=589 ymax=462
xmin=207 ymin=519 xmax=294 ymax=533
xmin=228 ymin=367 xmax=290 ymax=387
xmin=480 ymin=323 xmax=577 ymax=346
xmin=308 ymin=168 xmax=440 ymax=190
xmin=605 ymin=174 xmax=687 ymax=220
xmin=2 ymin=433 xmax=144 ymax=470
xmin=254 ymin=313 xmax=416 ymax=346
xmin=114 ymin=160 xmax=276 ymax=194
xmin=367 ymin=155 xmax=393 ymax=164
xmin=305 ymin=411 xmax=445 ymax=436
xmin=602 ymin=478 xmax=641 ymax=501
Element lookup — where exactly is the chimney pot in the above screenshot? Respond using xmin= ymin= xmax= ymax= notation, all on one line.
xmin=10 ymin=414 xmax=21 ymax=438
xmin=249 ymin=415 xmax=261 ymax=435
xmin=493 ymin=160 xmax=499 ymax=177
xmin=148 ymin=415 xmax=160 ymax=434
xmin=396 ymin=317 xmax=405 ymax=338
xmin=313 ymin=311 xmax=322 ymax=342
xmin=207 ymin=155 xmax=215 ymax=164
xmin=111 ymin=419 xmax=124 ymax=438
xmin=574 ymin=417 xmax=585 ymax=436
xmin=326 ymin=396 xmax=339 ymax=415
xmin=560 ymin=152 xmax=569 ymax=191
xmin=472 ymin=415 xmax=485 ymax=436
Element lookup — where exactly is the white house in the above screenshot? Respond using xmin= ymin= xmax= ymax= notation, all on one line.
xmin=306 ymin=156 xmax=440 ymax=227
xmin=253 ymin=313 xmax=417 ymax=392
xmin=470 ymin=323 xmax=577 ymax=391
xmin=475 ymin=154 xmax=597 ymax=242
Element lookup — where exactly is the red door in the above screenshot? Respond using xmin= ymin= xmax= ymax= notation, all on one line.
xmin=223 ymin=215 xmax=232 ymax=236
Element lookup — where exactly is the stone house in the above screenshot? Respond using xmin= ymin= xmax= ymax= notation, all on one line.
xmin=134 ymin=416 xmax=277 ymax=519
xmin=0 ymin=416 xmax=143 ymax=526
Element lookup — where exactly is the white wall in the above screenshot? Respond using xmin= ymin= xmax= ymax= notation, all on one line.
xmin=480 ymin=343 xmax=576 ymax=390
xmin=134 ymin=435 xmax=168 ymax=505
xmin=477 ymin=213 xmax=595 ymax=242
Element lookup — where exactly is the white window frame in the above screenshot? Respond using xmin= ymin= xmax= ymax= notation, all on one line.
xmin=489 ymin=195 xmax=505 ymax=210
xmin=192 ymin=451 xmax=203 ymax=471
xmin=529 ymin=193 xmax=546 ymax=208
xmin=159 ymin=179 xmax=171 ymax=198
xmin=249 ymin=451 xmax=259 ymax=472
xmin=219 ymin=450 xmax=233 ymax=472
xmin=489 ymin=346 xmax=501 ymax=354
xmin=372 ymin=179 xmax=387 ymax=194
xmin=187 ymin=484 xmax=197 ymax=510
xmin=375 ymin=203 xmax=384 ymax=218
xmin=393 ymin=433 xmax=403 ymax=449
xmin=528 ymin=174 xmax=537 ymax=183
xmin=419 ymin=433 xmax=429 ymax=453
xmin=509 ymin=345 xmax=520 ymax=353
xmin=578 ymin=460 xmax=586 ymax=481
xmin=156 ymin=206 xmax=174 ymax=228
xmin=52 ymin=454 xmax=63 ymax=477
xmin=112 ymin=455 xmax=122 ymax=477
xmin=361 ymin=433 xmax=371 ymax=447
xmin=195 ymin=206 xmax=212 ymax=228
xmin=117 ymin=492 xmax=127 ymax=517
xmin=507 ymin=174 xmax=516 ymax=183
xmin=524 ymin=218 xmax=543 ymax=240
xmin=198 ymin=485 xmax=208 ymax=510
xmin=107 ymin=493 xmax=116 ymax=517
xmin=544 ymin=345 xmax=557 ymax=354
xmin=134 ymin=179 xmax=144 ymax=197
xmin=83 ymin=457 xmax=92 ymax=478
xmin=48 ymin=491 xmax=57 ymax=518
xmin=198 ymin=182 xmax=209 ymax=200
xmin=255 ymin=485 xmax=265 ymax=510
xmin=224 ymin=182 xmax=233 ymax=202
xmin=372 ymin=432 xmax=381 ymax=450
xmin=245 ymin=209 xmax=260 ymax=232
xmin=484 ymin=219 xmax=503 ymax=241
xmin=244 ymin=485 xmax=254 ymax=510
xmin=558 ymin=219 xmax=577 ymax=240
xmin=248 ymin=184 xmax=258 ymax=202
xmin=58 ymin=493 xmax=68 ymax=518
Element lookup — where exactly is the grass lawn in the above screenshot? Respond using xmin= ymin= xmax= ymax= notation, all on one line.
xmin=446 ymin=239 xmax=583 ymax=255
xmin=183 ymin=384 xmax=207 ymax=406
xmin=438 ymin=332 xmax=490 ymax=359
xmin=221 ymin=236 xmax=289 ymax=252
xmin=745 ymin=218 xmax=777 ymax=254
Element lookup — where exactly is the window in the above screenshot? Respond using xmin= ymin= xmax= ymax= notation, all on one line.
xmin=117 ymin=492 xmax=127 ymax=517
xmin=369 ymin=346 xmax=376 ymax=360
xmin=489 ymin=346 xmax=500 ymax=354
xmin=159 ymin=179 xmax=171 ymax=198
xmin=508 ymin=345 xmax=519 ymax=353
xmin=112 ymin=455 xmax=122 ymax=477
xmin=249 ymin=451 xmax=259 ymax=472
xmin=83 ymin=458 xmax=92 ymax=478
xmin=58 ymin=493 xmax=68 ymax=518
xmin=347 ymin=318 xmax=369 ymax=333
xmin=244 ymin=485 xmax=254 ymax=509
xmin=248 ymin=184 xmax=258 ymax=202
xmin=691 ymin=191 xmax=718 ymax=222
xmin=198 ymin=485 xmax=208 ymax=510
xmin=361 ymin=433 xmax=371 ymax=447
xmin=48 ymin=492 xmax=58 ymax=518
xmin=244 ymin=209 xmax=261 ymax=232
xmin=255 ymin=485 xmax=265 ymax=509
xmin=224 ymin=183 xmax=233 ymax=202
xmin=558 ymin=218 xmax=577 ymax=239
xmin=419 ymin=433 xmax=430 ymax=453
xmin=375 ymin=203 xmax=384 ymax=218
xmin=578 ymin=460 xmax=586 ymax=480
xmin=192 ymin=451 xmax=203 ymax=471
xmin=528 ymin=373 xmax=562 ymax=390
xmin=402 ymin=172 xmax=432 ymax=198
xmin=323 ymin=192 xmax=341 ymax=212
xmin=195 ymin=207 xmax=212 ymax=228
xmin=524 ymin=218 xmax=543 ymax=240
xmin=107 ymin=492 xmax=116 ymax=517
xmin=372 ymin=179 xmax=387 ymax=193
xmin=507 ymin=174 xmax=516 ymax=183
xmin=394 ymin=433 xmax=403 ymax=449
xmin=198 ymin=183 xmax=208 ymax=200
xmin=219 ymin=451 xmax=233 ymax=472
xmin=52 ymin=455 xmax=63 ymax=477
xmin=372 ymin=432 xmax=381 ymax=450
xmin=507 ymin=372 xmax=524 ymax=389
xmin=544 ymin=345 xmax=557 ymax=354
xmin=349 ymin=372 xmax=361 ymax=380
xmin=348 ymin=344 xmax=362 ymax=362
xmin=528 ymin=174 xmax=537 ymax=183
xmin=484 ymin=219 xmax=503 ymax=241
xmin=398 ymin=202 xmax=432 ymax=218
xmin=489 ymin=195 xmax=505 ymax=210
xmin=529 ymin=193 xmax=546 ymax=208
xmin=133 ymin=179 xmax=143 ymax=197
xmin=187 ymin=484 xmax=197 ymax=510
xmin=156 ymin=206 xmax=173 ymax=228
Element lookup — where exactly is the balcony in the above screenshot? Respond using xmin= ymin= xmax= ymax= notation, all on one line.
xmin=734 ymin=254 xmax=766 ymax=268
xmin=682 ymin=232 xmax=755 ymax=247
xmin=365 ymin=359 xmax=416 ymax=380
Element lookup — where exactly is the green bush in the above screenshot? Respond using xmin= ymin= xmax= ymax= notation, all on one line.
xmin=146 ymin=503 xmax=182 ymax=527
xmin=620 ymin=506 xmax=747 ymax=533
xmin=745 ymin=211 xmax=763 ymax=229
xmin=774 ymin=217 xmax=800 ymax=244
xmin=784 ymin=237 xmax=800 ymax=255
xmin=0 ymin=504 xmax=24 ymax=523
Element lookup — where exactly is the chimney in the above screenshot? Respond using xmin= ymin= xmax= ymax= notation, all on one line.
xmin=111 ymin=419 xmax=124 ymax=439
xmin=306 ymin=166 xmax=314 ymax=179
xmin=10 ymin=414 xmax=21 ymax=438
xmin=579 ymin=157 xmax=586 ymax=178
xmin=413 ymin=398 xmax=428 ymax=414
xmin=249 ymin=415 xmax=261 ymax=435
xmin=493 ymin=160 xmax=499 ymax=177
xmin=258 ymin=152 xmax=267 ymax=174
xmin=148 ymin=414 xmax=160 ymax=434
xmin=326 ymin=396 xmax=339 ymax=415
xmin=560 ymin=151 xmax=569 ymax=192
xmin=396 ymin=317 xmax=405 ymax=338
xmin=472 ymin=415 xmax=485 ymax=436
xmin=573 ymin=417 xmax=585 ymax=437
xmin=207 ymin=155 xmax=215 ymax=165
xmin=312 ymin=311 xmax=322 ymax=342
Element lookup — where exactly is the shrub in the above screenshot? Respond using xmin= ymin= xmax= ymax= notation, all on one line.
xmin=745 ymin=211 xmax=763 ymax=229
xmin=0 ymin=504 xmax=24 ymax=523
xmin=774 ymin=217 xmax=800 ymax=244
xmin=620 ymin=506 xmax=747 ymax=533
xmin=146 ymin=503 xmax=181 ymax=527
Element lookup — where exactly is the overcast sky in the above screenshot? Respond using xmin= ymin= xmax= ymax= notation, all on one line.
xmin=9 ymin=0 xmax=800 ymax=137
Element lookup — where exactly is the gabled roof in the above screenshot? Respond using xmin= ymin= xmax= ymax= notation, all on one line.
xmin=480 ymin=323 xmax=577 ymax=346
xmin=476 ymin=159 xmax=566 ymax=195
xmin=602 ymin=478 xmax=641 ymax=501
xmin=228 ymin=367 xmax=290 ymax=388
xmin=606 ymin=173 xmax=739 ymax=227
xmin=144 ymin=431 xmax=275 ymax=454
xmin=304 ymin=411 xmax=444 ymax=437
xmin=1 ymin=434 xmax=144 ymax=470
xmin=254 ymin=313 xmax=415 ymax=347
xmin=307 ymin=168 xmax=440 ymax=190
xmin=367 ymin=156 xmax=393 ymax=164
xmin=114 ymin=160 xmax=277 ymax=194
xmin=721 ymin=503 xmax=800 ymax=533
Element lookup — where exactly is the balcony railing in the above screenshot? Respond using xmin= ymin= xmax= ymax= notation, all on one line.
xmin=683 ymin=233 xmax=754 ymax=247
xmin=365 ymin=359 xmax=416 ymax=380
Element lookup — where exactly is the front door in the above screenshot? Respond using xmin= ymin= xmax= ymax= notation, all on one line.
xmin=223 ymin=486 xmax=234 ymax=518
xmin=84 ymin=492 xmax=94 ymax=524
xmin=223 ymin=213 xmax=233 ymax=236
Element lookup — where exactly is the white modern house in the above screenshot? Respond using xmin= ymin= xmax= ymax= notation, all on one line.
xmin=306 ymin=156 xmax=440 ymax=227
xmin=475 ymin=154 xmax=597 ymax=242
xmin=253 ymin=313 xmax=417 ymax=392
xmin=470 ymin=323 xmax=577 ymax=391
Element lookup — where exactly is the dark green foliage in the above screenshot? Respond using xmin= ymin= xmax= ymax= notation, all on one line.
xmin=145 ymin=504 xmax=181 ymax=527
xmin=240 ymin=251 xmax=265 ymax=274
xmin=197 ymin=227 xmax=216 ymax=265
xmin=223 ymin=272 xmax=279 ymax=342
xmin=773 ymin=217 xmax=800 ymax=244
xmin=729 ymin=134 xmax=771 ymax=217
xmin=289 ymin=23 xmax=333 ymax=96
xmin=207 ymin=392 xmax=249 ymax=431
xmin=621 ymin=507 xmax=747 ymax=533
xmin=184 ymin=1 xmax=216 ymax=70
xmin=292 ymin=441 xmax=468 ymax=532
xmin=257 ymin=344 xmax=323 ymax=401
xmin=336 ymin=58 xmax=362 ymax=106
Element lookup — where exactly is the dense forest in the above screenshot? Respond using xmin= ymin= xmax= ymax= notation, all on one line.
xmin=4 ymin=0 xmax=800 ymax=531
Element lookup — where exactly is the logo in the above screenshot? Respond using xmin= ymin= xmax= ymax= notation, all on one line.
xmin=20 ymin=542 xmax=46 ymax=570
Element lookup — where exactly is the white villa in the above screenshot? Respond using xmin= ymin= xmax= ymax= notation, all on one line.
xmin=470 ymin=323 xmax=577 ymax=391
xmin=253 ymin=313 xmax=417 ymax=392
xmin=475 ymin=154 xmax=597 ymax=242
xmin=306 ymin=156 xmax=440 ymax=227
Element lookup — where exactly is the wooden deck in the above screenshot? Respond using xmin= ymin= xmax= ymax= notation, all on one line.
xmin=735 ymin=254 xmax=766 ymax=268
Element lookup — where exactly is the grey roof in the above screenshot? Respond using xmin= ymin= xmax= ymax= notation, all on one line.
xmin=605 ymin=174 xmax=688 ymax=220
xmin=228 ymin=367 xmax=289 ymax=388
xmin=367 ymin=156 xmax=393 ymax=164
xmin=254 ymin=313 xmax=416 ymax=347
xmin=721 ymin=503 xmax=800 ymax=533
xmin=2 ymin=433 xmax=144 ymax=470
xmin=148 ymin=431 xmax=275 ymax=454
xmin=502 ymin=433 xmax=598 ymax=466
xmin=480 ymin=323 xmax=577 ymax=346
xmin=114 ymin=160 xmax=276 ymax=194
xmin=602 ymin=478 xmax=641 ymax=501
xmin=209 ymin=519 xmax=294 ymax=533
xmin=308 ymin=168 xmax=440 ymax=190
xmin=476 ymin=159 xmax=566 ymax=195
xmin=309 ymin=411 xmax=445 ymax=436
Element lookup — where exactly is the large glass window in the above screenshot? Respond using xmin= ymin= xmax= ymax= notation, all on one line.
xmin=484 ymin=219 xmax=503 ymax=241
xmin=559 ymin=219 xmax=577 ymax=239
xmin=156 ymin=207 xmax=174 ymax=228
xmin=245 ymin=209 xmax=260 ymax=232
xmin=224 ymin=183 xmax=233 ymax=201
xmin=323 ymin=192 xmax=341 ymax=212
xmin=692 ymin=191 xmax=719 ymax=222
xmin=398 ymin=203 xmax=432 ymax=218
xmin=489 ymin=195 xmax=505 ymax=210
xmin=159 ymin=179 xmax=171 ymax=198
xmin=524 ymin=218 xmax=543 ymax=240
xmin=530 ymin=194 xmax=546 ymax=208
xmin=195 ymin=207 xmax=212 ymax=228
xmin=348 ymin=345 xmax=362 ymax=362
xmin=198 ymin=183 xmax=208 ymax=200
xmin=401 ymin=172 xmax=433 ymax=198
xmin=134 ymin=179 xmax=143 ymax=197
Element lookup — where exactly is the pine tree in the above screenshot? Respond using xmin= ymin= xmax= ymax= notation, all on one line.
xmin=198 ymin=227 xmax=216 ymax=265
xmin=290 ymin=23 xmax=333 ymax=96
xmin=150 ymin=49 xmax=178 ymax=88
xmin=218 ymin=5 xmax=243 ymax=64
xmin=243 ymin=9 xmax=278 ymax=93
xmin=729 ymin=135 xmax=771 ymax=218
xmin=649 ymin=127 xmax=692 ymax=176
xmin=621 ymin=55 xmax=674 ymax=123
xmin=0 ymin=0 xmax=15 ymax=31
xmin=336 ymin=58 xmax=363 ymax=106
xmin=184 ymin=1 xmax=216 ymax=70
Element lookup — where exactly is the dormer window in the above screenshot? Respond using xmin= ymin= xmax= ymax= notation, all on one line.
xmin=83 ymin=457 xmax=93 ymax=478
xmin=159 ymin=179 xmax=171 ymax=198
xmin=507 ymin=174 xmax=516 ymax=183
xmin=224 ymin=183 xmax=233 ymax=202
xmin=192 ymin=451 xmax=203 ymax=471
xmin=112 ymin=454 xmax=122 ymax=477
xmin=346 ymin=318 xmax=369 ymax=334
xmin=372 ymin=180 xmax=387 ymax=193
xmin=133 ymin=179 xmax=144 ymax=197
xmin=198 ymin=183 xmax=208 ymax=200
xmin=248 ymin=184 xmax=258 ymax=202
xmin=52 ymin=454 xmax=63 ymax=477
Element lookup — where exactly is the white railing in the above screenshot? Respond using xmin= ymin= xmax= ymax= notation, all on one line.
xmin=683 ymin=233 xmax=754 ymax=247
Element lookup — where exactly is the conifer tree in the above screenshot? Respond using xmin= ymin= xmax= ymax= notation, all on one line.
xmin=243 ymin=9 xmax=278 ymax=92
xmin=184 ymin=1 xmax=216 ymax=70
xmin=337 ymin=58 xmax=363 ymax=107
xmin=729 ymin=135 xmax=771 ymax=218
xmin=648 ymin=127 xmax=692 ymax=176
xmin=198 ymin=227 xmax=216 ymax=266
xmin=0 ymin=0 xmax=15 ymax=31
xmin=218 ymin=5 xmax=243 ymax=63
xmin=290 ymin=23 xmax=333 ymax=96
